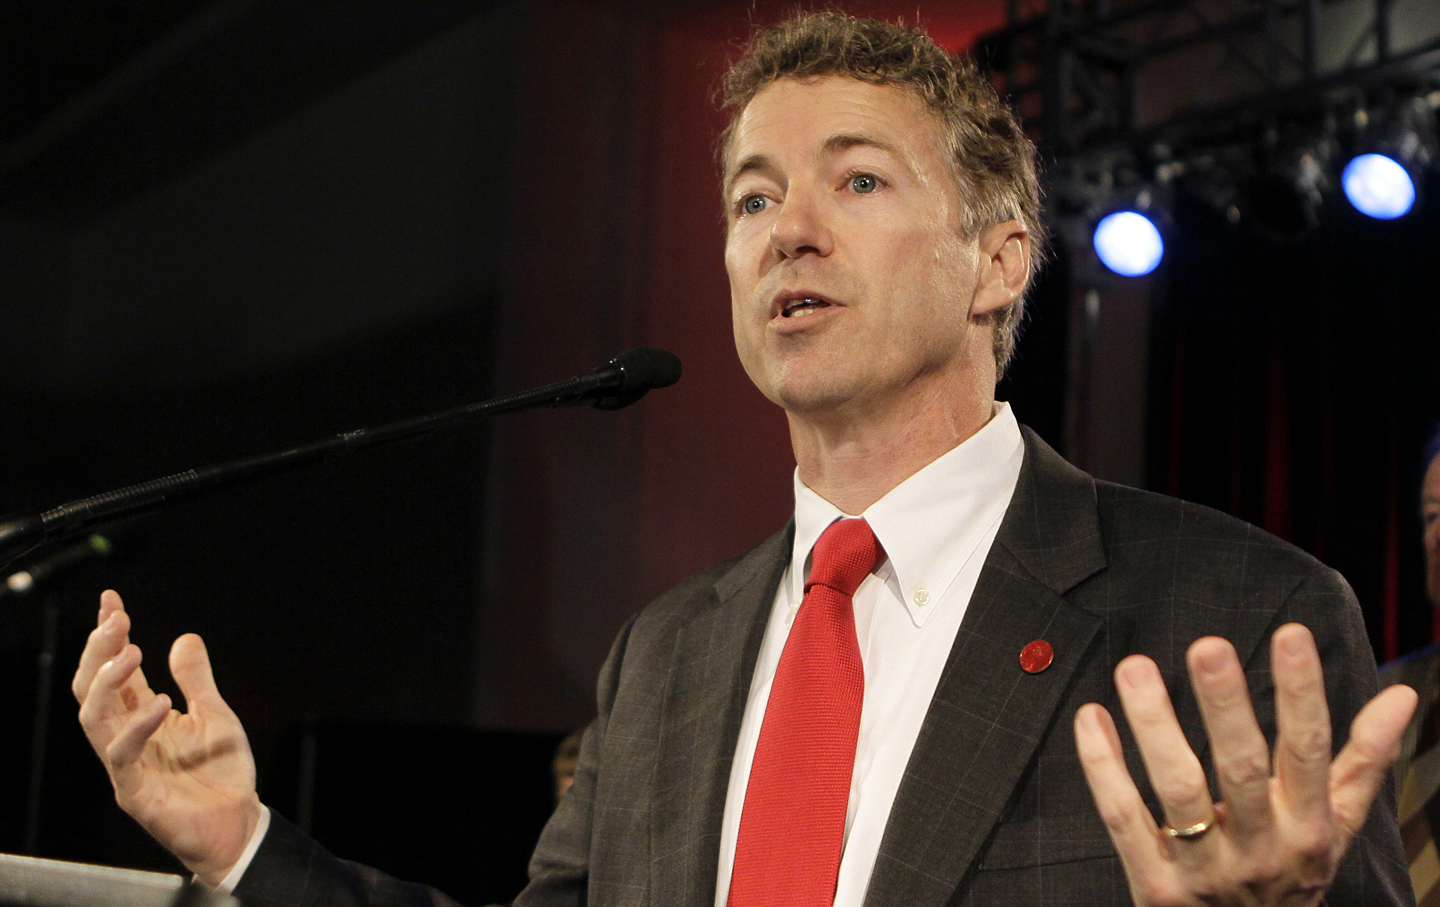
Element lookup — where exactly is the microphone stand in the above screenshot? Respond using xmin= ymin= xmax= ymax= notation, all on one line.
xmin=22 ymin=590 xmax=59 ymax=855
xmin=3 ymin=534 xmax=117 ymax=853
xmin=0 ymin=348 xmax=680 ymax=570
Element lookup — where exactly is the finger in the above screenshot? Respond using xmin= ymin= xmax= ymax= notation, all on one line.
xmin=106 ymin=693 xmax=172 ymax=797
xmin=1188 ymin=636 xmax=1274 ymax=841
xmin=72 ymin=596 xmax=131 ymax=703
xmin=99 ymin=588 xmax=125 ymax=622
xmin=1115 ymin=655 xmax=1215 ymax=832
xmin=169 ymin=634 xmax=233 ymax=717
xmin=1330 ymin=683 xmax=1418 ymax=842
xmin=1075 ymin=704 xmax=1172 ymax=889
xmin=1271 ymin=624 xmax=1332 ymax=823
xmin=78 ymin=643 xmax=145 ymax=746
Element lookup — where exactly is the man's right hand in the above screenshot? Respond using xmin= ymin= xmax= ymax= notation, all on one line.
xmin=72 ymin=590 xmax=262 ymax=888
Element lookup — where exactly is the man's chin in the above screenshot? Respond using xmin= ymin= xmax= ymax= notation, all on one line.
xmin=748 ymin=349 xmax=878 ymax=416
xmin=770 ymin=378 xmax=868 ymax=418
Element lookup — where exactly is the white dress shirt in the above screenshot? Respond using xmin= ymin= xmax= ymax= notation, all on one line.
xmin=713 ymin=402 xmax=1024 ymax=907
xmin=217 ymin=804 xmax=270 ymax=892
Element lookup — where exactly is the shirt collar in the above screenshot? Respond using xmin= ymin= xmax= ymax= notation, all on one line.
xmin=788 ymin=402 xmax=1025 ymax=625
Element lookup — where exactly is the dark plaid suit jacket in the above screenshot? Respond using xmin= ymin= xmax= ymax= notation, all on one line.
xmin=237 ymin=428 xmax=1413 ymax=907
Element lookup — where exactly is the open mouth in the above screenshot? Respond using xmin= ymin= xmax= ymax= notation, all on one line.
xmin=779 ymin=296 xmax=833 ymax=319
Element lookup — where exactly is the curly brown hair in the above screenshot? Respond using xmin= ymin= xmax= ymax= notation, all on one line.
xmin=720 ymin=11 xmax=1046 ymax=375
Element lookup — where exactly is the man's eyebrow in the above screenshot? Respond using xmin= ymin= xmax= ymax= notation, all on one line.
xmin=820 ymin=132 xmax=907 ymax=161
xmin=725 ymin=153 xmax=775 ymax=197
xmin=725 ymin=133 xmax=913 ymax=195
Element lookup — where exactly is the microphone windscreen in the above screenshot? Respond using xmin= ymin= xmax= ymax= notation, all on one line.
xmin=614 ymin=348 xmax=682 ymax=390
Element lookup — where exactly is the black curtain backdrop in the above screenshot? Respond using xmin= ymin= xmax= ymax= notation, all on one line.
xmin=997 ymin=232 xmax=1071 ymax=451
xmin=1146 ymin=168 xmax=1440 ymax=665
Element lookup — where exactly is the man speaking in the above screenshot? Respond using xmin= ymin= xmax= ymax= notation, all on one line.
xmin=73 ymin=12 xmax=1417 ymax=907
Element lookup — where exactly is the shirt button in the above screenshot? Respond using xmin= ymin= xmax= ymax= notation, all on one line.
xmin=912 ymin=588 xmax=930 ymax=607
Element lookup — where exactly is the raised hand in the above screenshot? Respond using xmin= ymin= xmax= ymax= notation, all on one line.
xmin=1074 ymin=622 xmax=1417 ymax=907
xmin=72 ymin=590 xmax=262 ymax=887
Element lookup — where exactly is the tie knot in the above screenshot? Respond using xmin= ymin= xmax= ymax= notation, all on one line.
xmin=805 ymin=518 xmax=881 ymax=597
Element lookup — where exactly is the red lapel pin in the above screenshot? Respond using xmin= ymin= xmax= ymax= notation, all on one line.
xmin=1019 ymin=640 xmax=1054 ymax=673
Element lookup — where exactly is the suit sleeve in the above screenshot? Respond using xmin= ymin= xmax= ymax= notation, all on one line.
xmin=513 ymin=614 xmax=638 ymax=905
xmin=1243 ymin=566 xmax=1415 ymax=907
xmin=233 ymin=615 xmax=640 ymax=907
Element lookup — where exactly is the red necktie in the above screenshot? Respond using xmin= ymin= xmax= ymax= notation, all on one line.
xmin=728 ymin=518 xmax=881 ymax=907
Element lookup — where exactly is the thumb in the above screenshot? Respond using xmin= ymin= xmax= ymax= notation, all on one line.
xmin=169 ymin=633 xmax=232 ymax=716
xmin=1330 ymin=683 xmax=1418 ymax=838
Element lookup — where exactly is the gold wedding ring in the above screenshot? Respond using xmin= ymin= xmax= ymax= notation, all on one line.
xmin=1161 ymin=814 xmax=1215 ymax=839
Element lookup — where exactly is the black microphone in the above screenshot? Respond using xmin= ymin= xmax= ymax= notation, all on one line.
xmin=561 ymin=348 xmax=683 ymax=410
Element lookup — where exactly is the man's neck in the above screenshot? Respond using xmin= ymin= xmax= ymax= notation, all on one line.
xmin=788 ymin=386 xmax=997 ymax=515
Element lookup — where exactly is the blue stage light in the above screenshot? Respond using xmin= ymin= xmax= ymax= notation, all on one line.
xmin=1092 ymin=211 xmax=1164 ymax=276
xmin=1342 ymin=153 xmax=1416 ymax=219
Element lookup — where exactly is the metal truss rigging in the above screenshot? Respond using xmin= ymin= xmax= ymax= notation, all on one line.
xmin=977 ymin=0 xmax=1440 ymax=159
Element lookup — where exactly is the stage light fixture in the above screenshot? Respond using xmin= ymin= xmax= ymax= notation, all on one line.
xmin=1092 ymin=210 xmax=1164 ymax=277
xmin=1341 ymin=96 xmax=1435 ymax=220
xmin=1242 ymin=125 xmax=1333 ymax=242
xmin=1342 ymin=152 xmax=1416 ymax=218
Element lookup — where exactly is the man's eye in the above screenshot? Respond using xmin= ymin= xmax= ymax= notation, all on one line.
xmin=741 ymin=195 xmax=768 ymax=215
xmin=850 ymin=173 xmax=878 ymax=193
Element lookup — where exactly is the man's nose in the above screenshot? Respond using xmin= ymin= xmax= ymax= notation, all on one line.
xmin=769 ymin=188 xmax=833 ymax=259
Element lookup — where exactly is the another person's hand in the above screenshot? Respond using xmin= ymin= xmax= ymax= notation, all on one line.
xmin=1074 ymin=622 xmax=1417 ymax=907
xmin=72 ymin=590 xmax=261 ymax=887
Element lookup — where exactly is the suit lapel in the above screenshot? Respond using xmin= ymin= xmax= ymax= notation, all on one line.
xmin=652 ymin=525 xmax=792 ymax=907
xmin=863 ymin=430 xmax=1107 ymax=907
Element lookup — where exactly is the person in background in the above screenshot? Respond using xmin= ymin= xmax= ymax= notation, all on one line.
xmin=552 ymin=729 xmax=583 ymax=805
xmin=1381 ymin=427 xmax=1440 ymax=904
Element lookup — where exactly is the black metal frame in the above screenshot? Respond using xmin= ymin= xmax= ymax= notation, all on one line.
xmin=979 ymin=0 xmax=1440 ymax=157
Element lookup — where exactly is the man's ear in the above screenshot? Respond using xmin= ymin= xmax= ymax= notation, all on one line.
xmin=970 ymin=220 xmax=1030 ymax=318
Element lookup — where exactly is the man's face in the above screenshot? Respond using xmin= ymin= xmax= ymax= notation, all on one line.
xmin=1424 ymin=453 xmax=1440 ymax=607
xmin=723 ymin=76 xmax=1014 ymax=420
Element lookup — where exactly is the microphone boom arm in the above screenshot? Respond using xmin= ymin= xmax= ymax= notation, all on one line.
xmin=0 ymin=348 xmax=680 ymax=569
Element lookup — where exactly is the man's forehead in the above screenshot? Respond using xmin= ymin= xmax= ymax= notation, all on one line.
xmin=724 ymin=76 xmax=945 ymax=178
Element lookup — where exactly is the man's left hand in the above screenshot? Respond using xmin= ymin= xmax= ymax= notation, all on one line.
xmin=1074 ymin=622 xmax=1417 ymax=906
